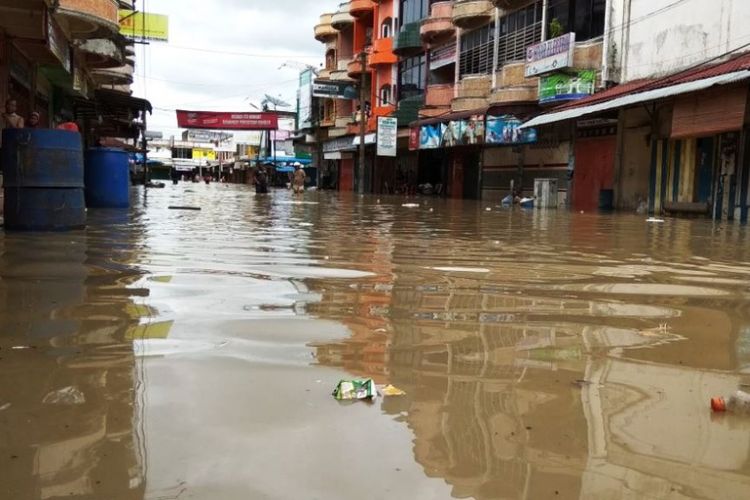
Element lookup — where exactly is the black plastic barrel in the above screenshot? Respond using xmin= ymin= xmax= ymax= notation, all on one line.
xmin=2 ymin=129 xmax=86 ymax=231
xmin=84 ymin=148 xmax=130 ymax=208
xmin=599 ymin=189 xmax=614 ymax=211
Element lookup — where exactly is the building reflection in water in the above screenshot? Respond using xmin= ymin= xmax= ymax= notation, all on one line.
xmin=0 ymin=211 xmax=148 ymax=499
xmin=308 ymin=212 xmax=750 ymax=499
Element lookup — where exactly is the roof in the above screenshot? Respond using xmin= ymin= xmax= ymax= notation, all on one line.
xmin=524 ymin=51 xmax=750 ymax=128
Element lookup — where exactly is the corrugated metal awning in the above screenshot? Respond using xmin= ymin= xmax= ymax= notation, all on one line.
xmin=521 ymin=70 xmax=750 ymax=129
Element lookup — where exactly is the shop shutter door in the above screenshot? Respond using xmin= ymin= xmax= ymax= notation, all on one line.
xmin=671 ymin=85 xmax=748 ymax=139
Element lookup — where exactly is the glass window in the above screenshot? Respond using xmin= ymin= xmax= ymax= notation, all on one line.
xmin=398 ymin=55 xmax=427 ymax=99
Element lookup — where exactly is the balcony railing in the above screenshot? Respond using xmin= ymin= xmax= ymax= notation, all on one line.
xmin=393 ymin=22 xmax=423 ymax=57
xmin=452 ymin=0 xmax=494 ymax=30
xmin=331 ymin=2 xmax=354 ymax=30
xmin=314 ymin=14 xmax=338 ymax=42
xmin=56 ymin=0 xmax=119 ymax=38
xmin=425 ymin=83 xmax=455 ymax=107
xmin=369 ymin=38 xmax=397 ymax=66
xmin=350 ymin=0 xmax=375 ymax=18
xmin=421 ymin=2 xmax=455 ymax=45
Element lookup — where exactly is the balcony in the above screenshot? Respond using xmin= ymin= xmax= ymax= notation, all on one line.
xmin=393 ymin=22 xmax=423 ymax=57
xmin=347 ymin=56 xmax=369 ymax=78
xmin=91 ymin=60 xmax=135 ymax=87
xmin=314 ymin=13 xmax=338 ymax=42
xmin=392 ymin=95 xmax=424 ymax=126
xmin=56 ymin=0 xmax=119 ymax=38
xmin=318 ymin=68 xmax=333 ymax=80
xmin=330 ymin=59 xmax=355 ymax=81
xmin=350 ymin=0 xmax=375 ymax=18
xmin=488 ymin=86 xmax=538 ymax=105
xmin=331 ymin=2 xmax=354 ymax=31
xmin=369 ymin=38 xmax=397 ymax=67
xmin=421 ymin=2 xmax=455 ymax=45
xmin=78 ymin=38 xmax=125 ymax=69
xmin=425 ymin=83 xmax=455 ymax=107
xmin=367 ymin=105 xmax=396 ymax=130
xmin=573 ymin=39 xmax=604 ymax=70
xmin=452 ymin=0 xmax=494 ymax=30
xmin=452 ymin=75 xmax=491 ymax=112
xmin=492 ymin=0 xmax=528 ymax=8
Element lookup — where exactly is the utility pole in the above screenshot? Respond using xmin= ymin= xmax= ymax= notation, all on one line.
xmin=357 ymin=50 xmax=367 ymax=195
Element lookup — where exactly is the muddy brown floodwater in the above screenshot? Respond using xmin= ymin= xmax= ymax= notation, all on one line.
xmin=2 ymin=185 xmax=750 ymax=499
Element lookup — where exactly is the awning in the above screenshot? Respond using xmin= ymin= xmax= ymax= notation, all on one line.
xmin=522 ymin=70 xmax=750 ymax=129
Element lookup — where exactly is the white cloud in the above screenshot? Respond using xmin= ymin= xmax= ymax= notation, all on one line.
xmin=132 ymin=0 xmax=341 ymax=140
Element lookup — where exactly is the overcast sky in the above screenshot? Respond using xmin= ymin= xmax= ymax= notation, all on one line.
xmin=132 ymin=0 xmax=341 ymax=141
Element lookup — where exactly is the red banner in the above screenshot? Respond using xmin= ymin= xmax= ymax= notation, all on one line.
xmin=176 ymin=110 xmax=278 ymax=130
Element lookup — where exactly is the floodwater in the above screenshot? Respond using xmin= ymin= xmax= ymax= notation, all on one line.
xmin=2 ymin=185 xmax=750 ymax=500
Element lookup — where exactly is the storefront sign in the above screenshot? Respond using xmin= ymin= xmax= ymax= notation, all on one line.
xmin=377 ymin=117 xmax=398 ymax=157
xmin=323 ymin=136 xmax=355 ymax=153
xmin=176 ymin=110 xmax=278 ymax=130
xmin=525 ymin=33 xmax=575 ymax=77
xmin=192 ymin=148 xmax=216 ymax=161
xmin=119 ymin=11 xmax=169 ymax=42
xmin=298 ymin=69 xmax=314 ymax=130
xmin=539 ymin=70 xmax=595 ymax=104
xmin=312 ymin=80 xmax=358 ymax=100
xmin=486 ymin=115 xmax=538 ymax=145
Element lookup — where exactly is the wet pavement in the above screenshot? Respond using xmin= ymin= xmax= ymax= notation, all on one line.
xmin=2 ymin=184 xmax=750 ymax=499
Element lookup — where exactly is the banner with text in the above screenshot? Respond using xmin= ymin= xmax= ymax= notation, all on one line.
xmin=119 ymin=11 xmax=169 ymax=41
xmin=176 ymin=110 xmax=278 ymax=130
xmin=377 ymin=117 xmax=398 ymax=157
xmin=539 ymin=70 xmax=596 ymax=104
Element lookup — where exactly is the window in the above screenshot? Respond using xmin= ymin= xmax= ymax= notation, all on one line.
xmin=379 ymin=85 xmax=392 ymax=106
xmin=497 ymin=2 xmax=543 ymax=66
xmin=399 ymin=0 xmax=430 ymax=27
xmin=398 ymin=55 xmax=427 ymax=100
xmin=459 ymin=23 xmax=495 ymax=76
xmin=547 ymin=0 xmax=605 ymax=42
xmin=381 ymin=18 xmax=392 ymax=38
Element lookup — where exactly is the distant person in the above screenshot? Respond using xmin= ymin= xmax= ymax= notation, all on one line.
xmin=292 ymin=165 xmax=305 ymax=194
xmin=56 ymin=110 xmax=79 ymax=132
xmin=27 ymin=111 xmax=40 ymax=128
xmin=2 ymin=99 xmax=24 ymax=129
xmin=255 ymin=167 xmax=268 ymax=194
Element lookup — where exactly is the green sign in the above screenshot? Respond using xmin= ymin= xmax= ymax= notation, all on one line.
xmin=539 ymin=70 xmax=596 ymax=104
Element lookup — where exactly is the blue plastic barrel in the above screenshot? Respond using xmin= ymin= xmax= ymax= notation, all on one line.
xmin=84 ymin=148 xmax=130 ymax=208
xmin=2 ymin=129 xmax=86 ymax=231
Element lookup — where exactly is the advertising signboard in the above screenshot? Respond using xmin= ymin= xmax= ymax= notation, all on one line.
xmin=418 ymin=115 xmax=485 ymax=149
xmin=176 ymin=110 xmax=278 ymax=130
xmin=312 ymin=81 xmax=358 ymax=100
xmin=486 ymin=115 xmax=538 ymax=145
xmin=377 ymin=117 xmax=398 ymax=157
xmin=525 ymin=33 xmax=575 ymax=77
xmin=539 ymin=70 xmax=596 ymax=104
xmin=119 ymin=11 xmax=169 ymax=41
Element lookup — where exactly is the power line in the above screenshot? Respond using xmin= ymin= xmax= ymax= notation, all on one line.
xmin=157 ymin=43 xmax=322 ymax=60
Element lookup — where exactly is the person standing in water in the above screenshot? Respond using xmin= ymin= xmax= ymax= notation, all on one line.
xmin=292 ymin=165 xmax=305 ymax=194
xmin=255 ymin=166 xmax=269 ymax=194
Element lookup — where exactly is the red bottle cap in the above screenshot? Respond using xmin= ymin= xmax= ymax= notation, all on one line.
xmin=711 ymin=397 xmax=727 ymax=412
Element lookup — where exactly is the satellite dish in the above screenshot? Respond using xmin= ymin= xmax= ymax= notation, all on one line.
xmin=262 ymin=94 xmax=291 ymax=109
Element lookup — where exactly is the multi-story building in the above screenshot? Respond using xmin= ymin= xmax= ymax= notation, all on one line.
xmin=0 ymin=1 xmax=147 ymax=141
xmin=524 ymin=0 xmax=750 ymax=223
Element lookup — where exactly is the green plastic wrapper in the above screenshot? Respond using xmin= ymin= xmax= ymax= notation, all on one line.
xmin=332 ymin=379 xmax=377 ymax=400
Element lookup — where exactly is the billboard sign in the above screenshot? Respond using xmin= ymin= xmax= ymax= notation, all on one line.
xmin=176 ymin=110 xmax=278 ymax=130
xmin=525 ymin=33 xmax=575 ymax=77
xmin=418 ymin=115 xmax=485 ymax=150
xmin=539 ymin=70 xmax=596 ymax=104
xmin=312 ymin=81 xmax=358 ymax=100
xmin=119 ymin=11 xmax=169 ymax=42
xmin=486 ymin=115 xmax=538 ymax=145
xmin=377 ymin=116 xmax=398 ymax=157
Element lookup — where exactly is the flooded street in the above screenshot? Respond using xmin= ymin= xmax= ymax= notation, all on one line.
xmin=2 ymin=184 xmax=750 ymax=499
